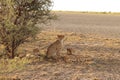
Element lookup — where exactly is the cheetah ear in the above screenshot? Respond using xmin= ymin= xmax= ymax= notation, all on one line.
xmin=57 ymin=35 xmax=60 ymax=38
xmin=57 ymin=35 xmax=61 ymax=38
xmin=57 ymin=35 xmax=65 ymax=38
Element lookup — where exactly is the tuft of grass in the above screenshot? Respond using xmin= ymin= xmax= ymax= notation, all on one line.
xmin=0 ymin=58 xmax=30 ymax=74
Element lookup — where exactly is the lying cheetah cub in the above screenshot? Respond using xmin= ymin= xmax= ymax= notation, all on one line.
xmin=64 ymin=48 xmax=92 ymax=64
xmin=46 ymin=35 xmax=65 ymax=60
xmin=63 ymin=48 xmax=81 ymax=63
xmin=67 ymin=48 xmax=74 ymax=55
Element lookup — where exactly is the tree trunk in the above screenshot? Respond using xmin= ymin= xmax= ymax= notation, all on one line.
xmin=7 ymin=52 xmax=14 ymax=59
xmin=5 ymin=46 xmax=15 ymax=59
xmin=11 ymin=49 xmax=15 ymax=59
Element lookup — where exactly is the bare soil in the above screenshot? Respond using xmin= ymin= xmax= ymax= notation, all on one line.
xmin=48 ymin=11 xmax=120 ymax=38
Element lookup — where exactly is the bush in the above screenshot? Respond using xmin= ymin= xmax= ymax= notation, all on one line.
xmin=0 ymin=0 xmax=55 ymax=58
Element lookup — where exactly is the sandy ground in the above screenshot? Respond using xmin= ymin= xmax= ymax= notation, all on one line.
xmin=46 ymin=11 xmax=120 ymax=38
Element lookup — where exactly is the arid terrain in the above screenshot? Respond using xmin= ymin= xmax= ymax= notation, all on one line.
xmin=48 ymin=11 xmax=120 ymax=38
xmin=0 ymin=12 xmax=120 ymax=80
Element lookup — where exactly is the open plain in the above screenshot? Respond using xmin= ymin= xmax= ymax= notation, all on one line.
xmin=48 ymin=11 xmax=120 ymax=38
xmin=0 ymin=12 xmax=120 ymax=80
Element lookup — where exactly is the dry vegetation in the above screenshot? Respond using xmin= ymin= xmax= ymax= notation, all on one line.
xmin=0 ymin=12 xmax=120 ymax=80
xmin=0 ymin=29 xmax=120 ymax=80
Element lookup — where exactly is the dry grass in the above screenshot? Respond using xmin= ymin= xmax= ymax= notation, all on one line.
xmin=0 ymin=58 xmax=30 ymax=74
xmin=0 ymin=11 xmax=120 ymax=80
xmin=0 ymin=29 xmax=119 ymax=80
